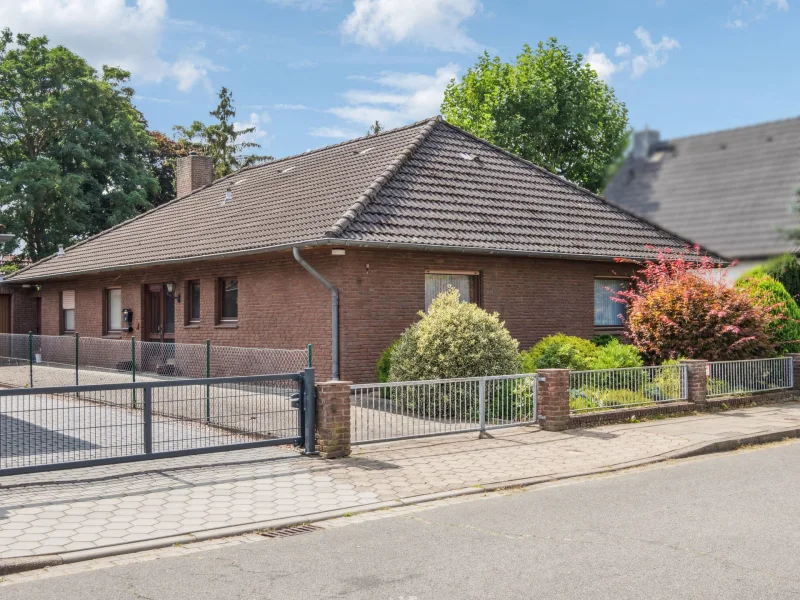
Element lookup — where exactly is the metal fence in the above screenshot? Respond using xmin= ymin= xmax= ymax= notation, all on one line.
xmin=351 ymin=374 xmax=538 ymax=444
xmin=0 ymin=333 xmax=310 ymax=389
xmin=0 ymin=370 xmax=316 ymax=476
xmin=570 ymin=364 xmax=688 ymax=413
xmin=707 ymin=357 xmax=794 ymax=397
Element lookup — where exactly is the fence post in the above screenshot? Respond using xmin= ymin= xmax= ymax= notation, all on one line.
xmin=75 ymin=333 xmax=79 ymax=386
xmin=680 ymin=359 xmax=708 ymax=406
xmin=479 ymin=377 xmax=487 ymax=436
xmin=303 ymin=367 xmax=317 ymax=455
xmin=314 ymin=378 xmax=351 ymax=458
xmin=536 ymin=369 xmax=571 ymax=431
xmin=205 ymin=340 xmax=211 ymax=422
xmin=143 ymin=385 xmax=153 ymax=454
xmin=28 ymin=331 xmax=33 ymax=388
xmin=131 ymin=336 xmax=137 ymax=409
xmin=307 ymin=343 xmax=313 ymax=369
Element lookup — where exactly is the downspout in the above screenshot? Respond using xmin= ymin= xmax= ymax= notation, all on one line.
xmin=292 ymin=247 xmax=339 ymax=381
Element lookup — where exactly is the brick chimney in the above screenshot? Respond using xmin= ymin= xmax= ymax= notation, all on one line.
xmin=176 ymin=152 xmax=214 ymax=198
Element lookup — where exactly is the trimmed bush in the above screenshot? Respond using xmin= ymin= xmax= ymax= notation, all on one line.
xmin=616 ymin=249 xmax=772 ymax=362
xmin=389 ymin=288 xmax=521 ymax=382
xmin=376 ymin=340 xmax=398 ymax=383
xmin=736 ymin=274 xmax=800 ymax=354
xmin=744 ymin=254 xmax=800 ymax=300
xmin=520 ymin=334 xmax=599 ymax=372
xmin=590 ymin=334 xmax=618 ymax=347
xmin=589 ymin=340 xmax=643 ymax=370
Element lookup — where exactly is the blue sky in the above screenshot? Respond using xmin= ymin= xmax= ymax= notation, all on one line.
xmin=1 ymin=0 xmax=798 ymax=159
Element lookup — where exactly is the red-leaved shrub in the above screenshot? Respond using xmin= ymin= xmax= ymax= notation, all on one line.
xmin=613 ymin=248 xmax=773 ymax=362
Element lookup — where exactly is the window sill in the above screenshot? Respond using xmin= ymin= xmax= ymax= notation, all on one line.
xmin=103 ymin=333 xmax=122 ymax=339
xmin=214 ymin=323 xmax=238 ymax=329
xmin=184 ymin=324 xmax=201 ymax=329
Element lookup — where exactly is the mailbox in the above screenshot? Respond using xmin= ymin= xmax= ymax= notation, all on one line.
xmin=122 ymin=308 xmax=134 ymax=333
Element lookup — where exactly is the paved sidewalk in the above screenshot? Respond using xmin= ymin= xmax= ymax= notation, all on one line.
xmin=2 ymin=402 xmax=800 ymax=566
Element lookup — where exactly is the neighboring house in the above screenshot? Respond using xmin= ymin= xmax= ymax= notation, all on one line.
xmin=605 ymin=117 xmax=800 ymax=279
xmin=7 ymin=117 xmax=711 ymax=382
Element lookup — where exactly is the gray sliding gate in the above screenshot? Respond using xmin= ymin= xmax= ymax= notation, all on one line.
xmin=0 ymin=369 xmax=316 ymax=476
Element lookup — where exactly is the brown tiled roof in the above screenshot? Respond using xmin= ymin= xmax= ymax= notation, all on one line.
xmin=11 ymin=117 xmax=713 ymax=282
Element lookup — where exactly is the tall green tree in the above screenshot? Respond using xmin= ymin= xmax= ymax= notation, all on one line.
xmin=367 ymin=120 xmax=384 ymax=136
xmin=146 ymin=130 xmax=191 ymax=206
xmin=441 ymin=39 xmax=630 ymax=194
xmin=174 ymin=87 xmax=272 ymax=179
xmin=0 ymin=30 xmax=157 ymax=261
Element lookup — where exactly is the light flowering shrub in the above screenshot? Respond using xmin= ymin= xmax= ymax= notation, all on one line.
xmin=389 ymin=288 xmax=521 ymax=381
xmin=614 ymin=248 xmax=772 ymax=362
xmin=520 ymin=334 xmax=599 ymax=372
xmin=744 ymin=254 xmax=800 ymax=300
xmin=589 ymin=340 xmax=643 ymax=370
xmin=735 ymin=274 xmax=800 ymax=354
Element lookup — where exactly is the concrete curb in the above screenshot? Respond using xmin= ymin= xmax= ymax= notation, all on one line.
xmin=2 ymin=426 xmax=799 ymax=576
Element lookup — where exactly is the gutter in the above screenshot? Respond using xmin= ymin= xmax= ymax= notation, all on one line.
xmin=292 ymin=247 xmax=339 ymax=381
xmin=8 ymin=238 xmax=722 ymax=284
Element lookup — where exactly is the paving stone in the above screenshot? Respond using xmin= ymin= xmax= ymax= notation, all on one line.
xmin=1 ymin=404 xmax=799 ymax=560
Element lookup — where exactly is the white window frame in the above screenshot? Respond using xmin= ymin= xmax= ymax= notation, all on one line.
xmin=62 ymin=290 xmax=76 ymax=333
xmin=594 ymin=278 xmax=627 ymax=327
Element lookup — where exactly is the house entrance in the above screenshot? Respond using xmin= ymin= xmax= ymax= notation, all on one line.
xmin=145 ymin=283 xmax=176 ymax=343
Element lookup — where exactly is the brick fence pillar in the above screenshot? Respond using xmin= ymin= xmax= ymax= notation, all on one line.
xmin=315 ymin=381 xmax=352 ymax=458
xmin=680 ymin=359 xmax=708 ymax=406
xmin=785 ymin=354 xmax=800 ymax=390
xmin=536 ymin=369 xmax=571 ymax=431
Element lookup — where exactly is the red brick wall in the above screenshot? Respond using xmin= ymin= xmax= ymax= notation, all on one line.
xmin=35 ymin=248 xmax=633 ymax=382
xmin=337 ymin=249 xmax=633 ymax=382
xmin=38 ymin=250 xmax=338 ymax=379
xmin=0 ymin=286 xmax=40 ymax=334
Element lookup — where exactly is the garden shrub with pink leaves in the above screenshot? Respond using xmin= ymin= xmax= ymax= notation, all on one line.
xmin=613 ymin=249 xmax=772 ymax=362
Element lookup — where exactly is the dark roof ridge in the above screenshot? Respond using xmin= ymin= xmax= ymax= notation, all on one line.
xmin=325 ymin=116 xmax=441 ymax=238
xmin=435 ymin=119 xmax=724 ymax=261
xmin=7 ymin=117 xmax=437 ymax=282
xmin=661 ymin=115 xmax=800 ymax=144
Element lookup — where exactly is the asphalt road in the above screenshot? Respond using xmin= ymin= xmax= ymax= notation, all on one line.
xmin=5 ymin=441 xmax=800 ymax=599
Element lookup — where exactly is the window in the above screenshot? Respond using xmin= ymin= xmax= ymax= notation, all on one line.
xmin=594 ymin=279 xmax=627 ymax=327
xmin=62 ymin=290 xmax=75 ymax=333
xmin=218 ymin=278 xmax=238 ymax=322
xmin=105 ymin=288 xmax=122 ymax=333
xmin=187 ymin=280 xmax=201 ymax=323
xmin=424 ymin=271 xmax=479 ymax=311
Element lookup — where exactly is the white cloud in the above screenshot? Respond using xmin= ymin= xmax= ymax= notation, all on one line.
xmin=310 ymin=126 xmax=362 ymax=139
xmin=235 ymin=112 xmax=271 ymax=144
xmin=287 ymin=59 xmax=317 ymax=69
xmin=584 ymin=28 xmax=679 ymax=81
xmin=630 ymin=27 xmax=680 ymax=78
xmin=0 ymin=0 xmax=222 ymax=92
xmin=727 ymin=0 xmax=789 ymax=27
xmin=766 ymin=0 xmax=790 ymax=10
xmin=615 ymin=43 xmax=631 ymax=57
xmin=274 ymin=103 xmax=311 ymax=110
xmin=326 ymin=63 xmax=459 ymax=129
xmin=341 ymin=0 xmax=482 ymax=52
xmin=585 ymin=47 xmax=621 ymax=82
xmin=265 ymin=0 xmax=337 ymax=8
xmin=725 ymin=18 xmax=746 ymax=27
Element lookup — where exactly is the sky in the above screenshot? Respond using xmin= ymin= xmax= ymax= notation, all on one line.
xmin=0 ymin=0 xmax=798 ymax=159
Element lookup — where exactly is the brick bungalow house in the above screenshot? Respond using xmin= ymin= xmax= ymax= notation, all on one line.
xmin=7 ymin=117 xmax=710 ymax=382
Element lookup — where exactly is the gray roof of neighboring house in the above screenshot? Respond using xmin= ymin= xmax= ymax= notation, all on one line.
xmin=605 ymin=117 xmax=800 ymax=262
xmin=10 ymin=117 xmax=712 ymax=283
